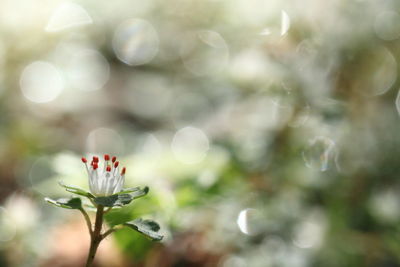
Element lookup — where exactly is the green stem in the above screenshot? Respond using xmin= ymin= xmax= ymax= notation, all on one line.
xmin=104 ymin=207 xmax=113 ymax=214
xmin=79 ymin=208 xmax=93 ymax=236
xmin=85 ymin=205 xmax=104 ymax=267
xmin=101 ymin=225 xmax=124 ymax=240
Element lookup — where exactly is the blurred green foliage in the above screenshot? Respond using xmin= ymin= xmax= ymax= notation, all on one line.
xmin=0 ymin=0 xmax=400 ymax=266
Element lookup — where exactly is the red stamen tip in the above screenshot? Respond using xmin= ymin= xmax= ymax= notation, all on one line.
xmin=114 ymin=161 xmax=119 ymax=168
xmin=93 ymin=156 xmax=99 ymax=163
xmin=93 ymin=163 xmax=98 ymax=170
xmin=81 ymin=157 xmax=87 ymax=163
xmin=104 ymin=154 xmax=110 ymax=161
xmin=111 ymin=156 xmax=116 ymax=163
xmin=121 ymin=167 xmax=126 ymax=175
xmin=106 ymin=166 xmax=111 ymax=172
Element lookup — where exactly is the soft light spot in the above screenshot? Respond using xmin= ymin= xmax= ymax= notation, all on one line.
xmin=124 ymin=73 xmax=172 ymax=119
xmin=289 ymin=106 xmax=310 ymax=128
xmin=45 ymin=2 xmax=93 ymax=32
xmin=258 ymin=10 xmax=290 ymax=37
xmin=261 ymin=236 xmax=287 ymax=261
xmin=86 ymin=128 xmax=125 ymax=155
xmin=374 ymin=11 xmax=400 ymax=41
xmin=112 ymin=19 xmax=159 ymax=66
xmin=221 ymin=255 xmax=247 ymax=267
xmin=237 ymin=208 xmax=258 ymax=235
xmin=53 ymin=152 xmax=82 ymax=176
xmin=65 ymin=49 xmax=110 ymax=91
xmin=180 ymin=30 xmax=229 ymax=76
xmin=302 ymin=136 xmax=336 ymax=172
xmin=20 ymin=61 xmax=64 ymax=103
xmin=5 ymin=194 xmax=39 ymax=231
xmin=270 ymin=82 xmax=294 ymax=108
xmin=29 ymin=156 xmax=56 ymax=196
xmin=259 ymin=28 xmax=271 ymax=36
xmin=171 ymin=127 xmax=209 ymax=164
xmin=230 ymin=49 xmax=268 ymax=83
xmin=141 ymin=134 xmax=162 ymax=158
xmin=0 ymin=207 xmax=16 ymax=242
xmin=395 ymin=89 xmax=400 ymax=117
xmin=358 ymin=46 xmax=397 ymax=96
xmin=281 ymin=10 xmax=290 ymax=36
xmin=293 ymin=222 xmax=323 ymax=249
xmin=197 ymin=169 xmax=218 ymax=188
xmin=292 ymin=211 xmax=326 ymax=249
xmin=369 ymin=189 xmax=400 ymax=223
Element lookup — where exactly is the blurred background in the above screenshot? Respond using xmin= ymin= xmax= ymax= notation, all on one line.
xmin=0 ymin=0 xmax=399 ymax=266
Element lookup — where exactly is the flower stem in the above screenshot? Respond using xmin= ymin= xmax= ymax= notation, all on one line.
xmin=85 ymin=205 xmax=104 ymax=267
xmin=79 ymin=208 xmax=93 ymax=237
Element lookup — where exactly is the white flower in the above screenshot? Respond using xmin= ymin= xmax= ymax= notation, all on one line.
xmin=81 ymin=155 xmax=126 ymax=196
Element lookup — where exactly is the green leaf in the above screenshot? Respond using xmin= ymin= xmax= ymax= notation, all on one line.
xmin=45 ymin=197 xmax=82 ymax=209
xmin=130 ymin=186 xmax=149 ymax=199
xmin=94 ymin=186 xmax=149 ymax=207
xmin=124 ymin=218 xmax=163 ymax=241
xmin=117 ymin=187 xmax=140 ymax=194
xmin=59 ymin=181 xmax=94 ymax=199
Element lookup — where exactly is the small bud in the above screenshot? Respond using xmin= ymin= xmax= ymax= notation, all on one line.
xmin=106 ymin=166 xmax=111 ymax=172
xmin=121 ymin=167 xmax=126 ymax=175
xmin=81 ymin=157 xmax=87 ymax=163
xmin=104 ymin=154 xmax=110 ymax=161
xmin=112 ymin=156 xmax=117 ymax=163
xmin=114 ymin=161 xmax=119 ymax=168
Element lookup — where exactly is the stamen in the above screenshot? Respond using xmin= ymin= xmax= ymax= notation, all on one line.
xmin=106 ymin=166 xmax=111 ymax=172
xmin=121 ymin=167 xmax=126 ymax=175
xmin=112 ymin=156 xmax=116 ymax=163
xmin=114 ymin=161 xmax=119 ymax=168
xmin=82 ymin=157 xmax=90 ymax=174
xmin=93 ymin=163 xmax=99 ymax=170
xmin=104 ymin=154 xmax=110 ymax=161
xmin=93 ymin=156 xmax=99 ymax=163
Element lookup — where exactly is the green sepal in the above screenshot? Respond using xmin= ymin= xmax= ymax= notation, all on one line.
xmin=59 ymin=181 xmax=95 ymax=199
xmin=124 ymin=218 xmax=163 ymax=241
xmin=45 ymin=197 xmax=83 ymax=209
xmin=94 ymin=186 xmax=149 ymax=207
xmin=94 ymin=194 xmax=122 ymax=207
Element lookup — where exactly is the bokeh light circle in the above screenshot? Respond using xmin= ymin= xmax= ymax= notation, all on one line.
xmin=29 ymin=156 xmax=56 ymax=196
xmin=395 ymin=88 xmax=400 ymax=117
xmin=66 ymin=49 xmax=110 ymax=91
xmin=237 ymin=208 xmax=260 ymax=236
xmin=293 ymin=222 xmax=323 ymax=249
xmin=0 ymin=207 xmax=16 ymax=243
xmin=20 ymin=61 xmax=64 ymax=103
xmin=180 ymin=30 xmax=229 ymax=76
xmin=302 ymin=136 xmax=336 ymax=172
xmin=357 ymin=46 xmax=397 ymax=96
xmin=124 ymin=73 xmax=172 ymax=119
xmin=221 ymin=255 xmax=247 ymax=267
xmin=45 ymin=2 xmax=93 ymax=32
xmin=171 ymin=126 xmax=210 ymax=164
xmin=374 ymin=11 xmax=400 ymax=41
xmin=86 ymin=127 xmax=125 ymax=155
xmin=112 ymin=18 xmax=159 ymax=66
